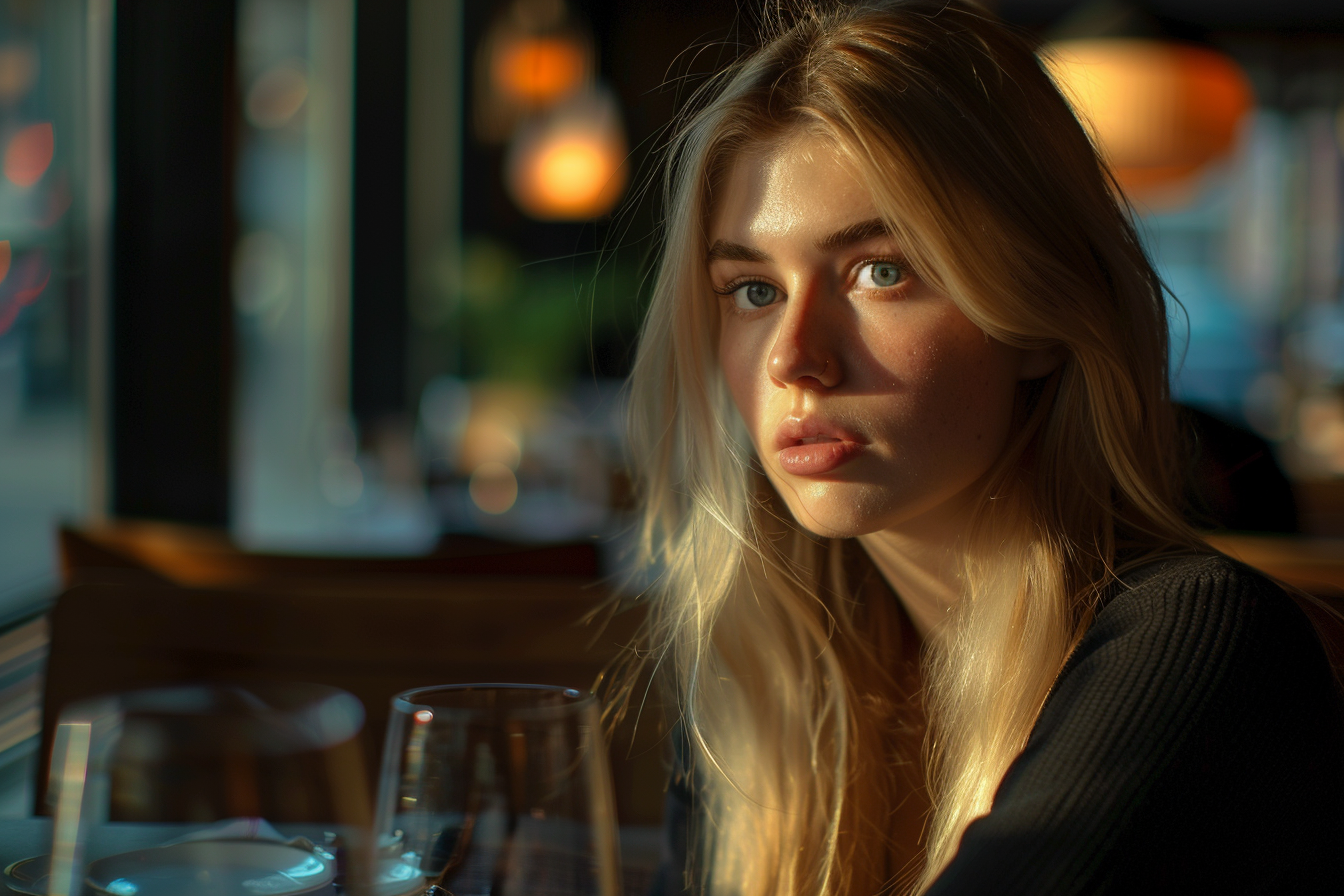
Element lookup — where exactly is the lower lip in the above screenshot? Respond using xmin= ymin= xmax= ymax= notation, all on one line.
xmin=777 ymin=440 xmax=863 ymax=475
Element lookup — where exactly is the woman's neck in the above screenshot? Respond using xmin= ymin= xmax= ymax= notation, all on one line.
xmin=857 ymin=528 xmax=965 ymax=640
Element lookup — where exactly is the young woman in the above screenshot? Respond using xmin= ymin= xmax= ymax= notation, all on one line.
xmin=623 ymin=2 xmax=1344 ymax=894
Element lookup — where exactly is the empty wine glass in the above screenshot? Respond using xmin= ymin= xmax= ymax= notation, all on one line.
xmin=373 ymin=684 xmax=621 ymax=896
xmin=37 ymin=682 xmax=372 ymax=896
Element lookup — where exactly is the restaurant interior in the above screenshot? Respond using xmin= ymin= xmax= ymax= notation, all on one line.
xmin=0 ymin=0 xmax=1343 ymax=892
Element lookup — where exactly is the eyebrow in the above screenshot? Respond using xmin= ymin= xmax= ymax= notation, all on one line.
xmin=705 ymin=240 xmax=770 ymax=263
xmin=706 ymin=217 xmax=893 ymax=264
xmin=816 ymin=217 xmax=891 ymax=251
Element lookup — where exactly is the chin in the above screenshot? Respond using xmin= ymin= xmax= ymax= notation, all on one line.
xmin=774 ymin=486 xmax=895 ymax=540
xmin=791 ymin=513 xmax=885 ymax=540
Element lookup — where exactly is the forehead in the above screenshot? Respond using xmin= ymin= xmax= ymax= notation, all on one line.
xmin=707 ymin=133 xmax=879 ymax=245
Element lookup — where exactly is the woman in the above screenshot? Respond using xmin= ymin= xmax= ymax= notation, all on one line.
xmin=622 ymin=1 xmax=1344 ymax=894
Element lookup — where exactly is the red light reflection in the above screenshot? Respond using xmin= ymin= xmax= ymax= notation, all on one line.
xmin=4 ymin=122 xmax=53 ymax=188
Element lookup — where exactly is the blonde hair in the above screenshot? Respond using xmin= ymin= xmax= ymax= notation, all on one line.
xmin=625 ymin=2 xmax=1207 ymax=893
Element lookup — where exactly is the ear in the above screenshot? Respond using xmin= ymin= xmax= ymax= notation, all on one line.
xmin=1018 ymin=344 xmax=1066 ymax=381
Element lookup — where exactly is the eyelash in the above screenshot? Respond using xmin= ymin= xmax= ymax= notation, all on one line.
xmin=713 ymin=277 xmax=777 ymax=296
xmin=712 ymin=258 xmax=910 ymax=311
xmin=856 ymin=257 xmax=909 ymax=289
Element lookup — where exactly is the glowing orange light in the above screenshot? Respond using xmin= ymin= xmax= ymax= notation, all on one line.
xmin=1045 ymin=40 xmax=1253 ymax=203
xmin=0 ymin=241 xmax=10 ymax=285
xmin=506 ymin=93 xmax=627 ymax=220
xmin=512 ymin=134 xmax=626 ymax=219
xmin=4 ymin=122 xmax=53 ymax=187
xmin=413 ymin=710 xmax=434 ymax=724
xmin=540 ymin=139 xmax=613 ymax=206
xmin=493 ymin=36 xmax=587 ymax=105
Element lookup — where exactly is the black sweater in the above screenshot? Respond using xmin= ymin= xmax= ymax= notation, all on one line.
xmin=657 ymin=554 xmax=1344 ymax=894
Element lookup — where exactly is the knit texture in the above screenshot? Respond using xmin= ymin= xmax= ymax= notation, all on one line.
xmin=655 ymin=553 xmax=1344 ymax=895
xmin=925 ymin=554 xmax=1344 ymax=894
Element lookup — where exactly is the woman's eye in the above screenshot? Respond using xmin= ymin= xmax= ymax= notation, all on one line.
xmin=858 ymin=261 xmax=905 ymax=289
xmin=729 ymin=281 xmax=779 ymax=309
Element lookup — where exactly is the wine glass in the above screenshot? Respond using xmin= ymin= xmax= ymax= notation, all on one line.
xmin=35 ymin=682 xmax=372 ymax=896
xmin=373 ymin=684 xmax=621 ymax=896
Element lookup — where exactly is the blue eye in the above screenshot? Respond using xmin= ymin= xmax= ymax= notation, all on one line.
xmin=730 ymin=282 xmax=779 ymax=309
xmin=859 ymin=261 xmax=904 ymax=289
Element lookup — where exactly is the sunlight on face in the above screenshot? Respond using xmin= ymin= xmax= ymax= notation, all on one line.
xmin=709 ymin=133 xmax=1031 ymax=539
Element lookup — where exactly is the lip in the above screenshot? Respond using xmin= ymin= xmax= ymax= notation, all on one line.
xmin=773 ymin=418 xmax=865 ymax=476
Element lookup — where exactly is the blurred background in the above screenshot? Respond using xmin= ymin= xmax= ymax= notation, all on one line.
xmin=0 ymin=0 xmax=1342 ymax=818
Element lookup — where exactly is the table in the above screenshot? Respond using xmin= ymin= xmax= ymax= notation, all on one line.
xmin=0 ymin=818 xmax=663 ymax=895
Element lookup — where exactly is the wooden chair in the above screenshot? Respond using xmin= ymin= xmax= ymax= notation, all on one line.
xmin=58 ymin=519 xmax=601 ymax=586
xmin=1205 ymin=533 xmax=1344 ymax=596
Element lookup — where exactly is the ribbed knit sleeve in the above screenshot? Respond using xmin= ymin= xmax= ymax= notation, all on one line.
xmin=924 ymin=554 xmax=1344 ymax=895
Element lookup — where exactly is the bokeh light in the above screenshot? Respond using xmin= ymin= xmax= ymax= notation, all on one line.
xmin=0 ymin=43 xmax=37 ymax=104
xmin=1299 ymin=395 xmax=1344 ymax=474
xmin=469 ymin=461 xmax=519 ymax=515
xmin=245 ymin=61 xmax=308 ymax=129
xmin=492 ymin=36 xmax=586 ymax=105
xmin=506 ymin=91 xmax=627 ymax=220
xmin=4 ymin=121 xmax=53 ymax=187
xmin=473 ymin=0 xmax=595 ymax=143
xmin=232 ymin=231 xmax=293 ymax=321
xmin=460 ymin=404 xmax=523 ymax=472
xmin=1046 ymin=40 xmax=1252 ymax=202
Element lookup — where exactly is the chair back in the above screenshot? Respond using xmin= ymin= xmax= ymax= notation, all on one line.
xmin=41 ymin=575 xmax=661 ymax=823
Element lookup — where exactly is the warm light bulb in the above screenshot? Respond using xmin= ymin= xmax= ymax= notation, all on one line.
xmin=1045 ymin=39 xmax=1253 ymax=201
xmin=493 ymin=36 xmax=587 ymax=105
xmin=505 ymin=89 xmax=627 ymax=220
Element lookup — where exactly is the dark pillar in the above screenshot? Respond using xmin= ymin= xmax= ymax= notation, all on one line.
xmin=112 ymin=0 xmax=236 ymax=525
xmin=351 ymin=0 xmax=410 ymax=428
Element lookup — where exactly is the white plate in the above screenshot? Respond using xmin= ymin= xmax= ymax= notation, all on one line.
xmin=85 ymin=840 xmax=335 ymax=896
xmin=373 ymin=857 xmax=427 ymax=896
xmin=3 ymin=854 xmax=50 ymax=896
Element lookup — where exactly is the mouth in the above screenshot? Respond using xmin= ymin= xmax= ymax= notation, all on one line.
xmin=777 ymin=439 xmax=862 ymax=475
xmin=774 ymin=420 xmax=864 ymax=475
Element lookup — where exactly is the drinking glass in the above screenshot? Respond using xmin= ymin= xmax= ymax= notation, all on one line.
xmin=373 ymin=684 xmax=620 ymax=896
xmin=33 ymin=682 xmax=372 ymax=896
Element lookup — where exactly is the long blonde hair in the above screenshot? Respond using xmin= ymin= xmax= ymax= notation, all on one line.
xmin=625 ymin=2 xmax=1207 ymax=893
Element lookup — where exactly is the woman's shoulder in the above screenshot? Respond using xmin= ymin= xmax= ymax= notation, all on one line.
xmin=1046 ymin=548 xmax=1339 ymax=718
xmin=1047 ymin=551 xmax=1344 ymax=751
xmin=928 ymin=552 xmax=1344 ymax=894
xmin=1072 ymin=551 xmax=1331 ymax=685
xmin=1107 ymin=549 xmax=1292 ymax=615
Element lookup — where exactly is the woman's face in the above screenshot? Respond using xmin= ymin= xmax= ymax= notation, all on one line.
xmin=709 ymin=133 xmax=1037 ymax=539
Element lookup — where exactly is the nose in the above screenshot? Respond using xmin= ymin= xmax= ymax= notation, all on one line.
xmin=767 ymin=286 xmax=842 ymax=389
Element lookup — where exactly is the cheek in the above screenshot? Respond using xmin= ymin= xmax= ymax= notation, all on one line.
xmin=718 ymin=323 xmax=770 ymax=436
xmin=874 ymin=309 xmax=1021 ymax=452
xmin=931 ymin=332 xmax=1022 ymax=448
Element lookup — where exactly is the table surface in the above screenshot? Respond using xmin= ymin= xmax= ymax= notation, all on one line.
xmin=0 ymin=817 xmax=663 ymax=895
